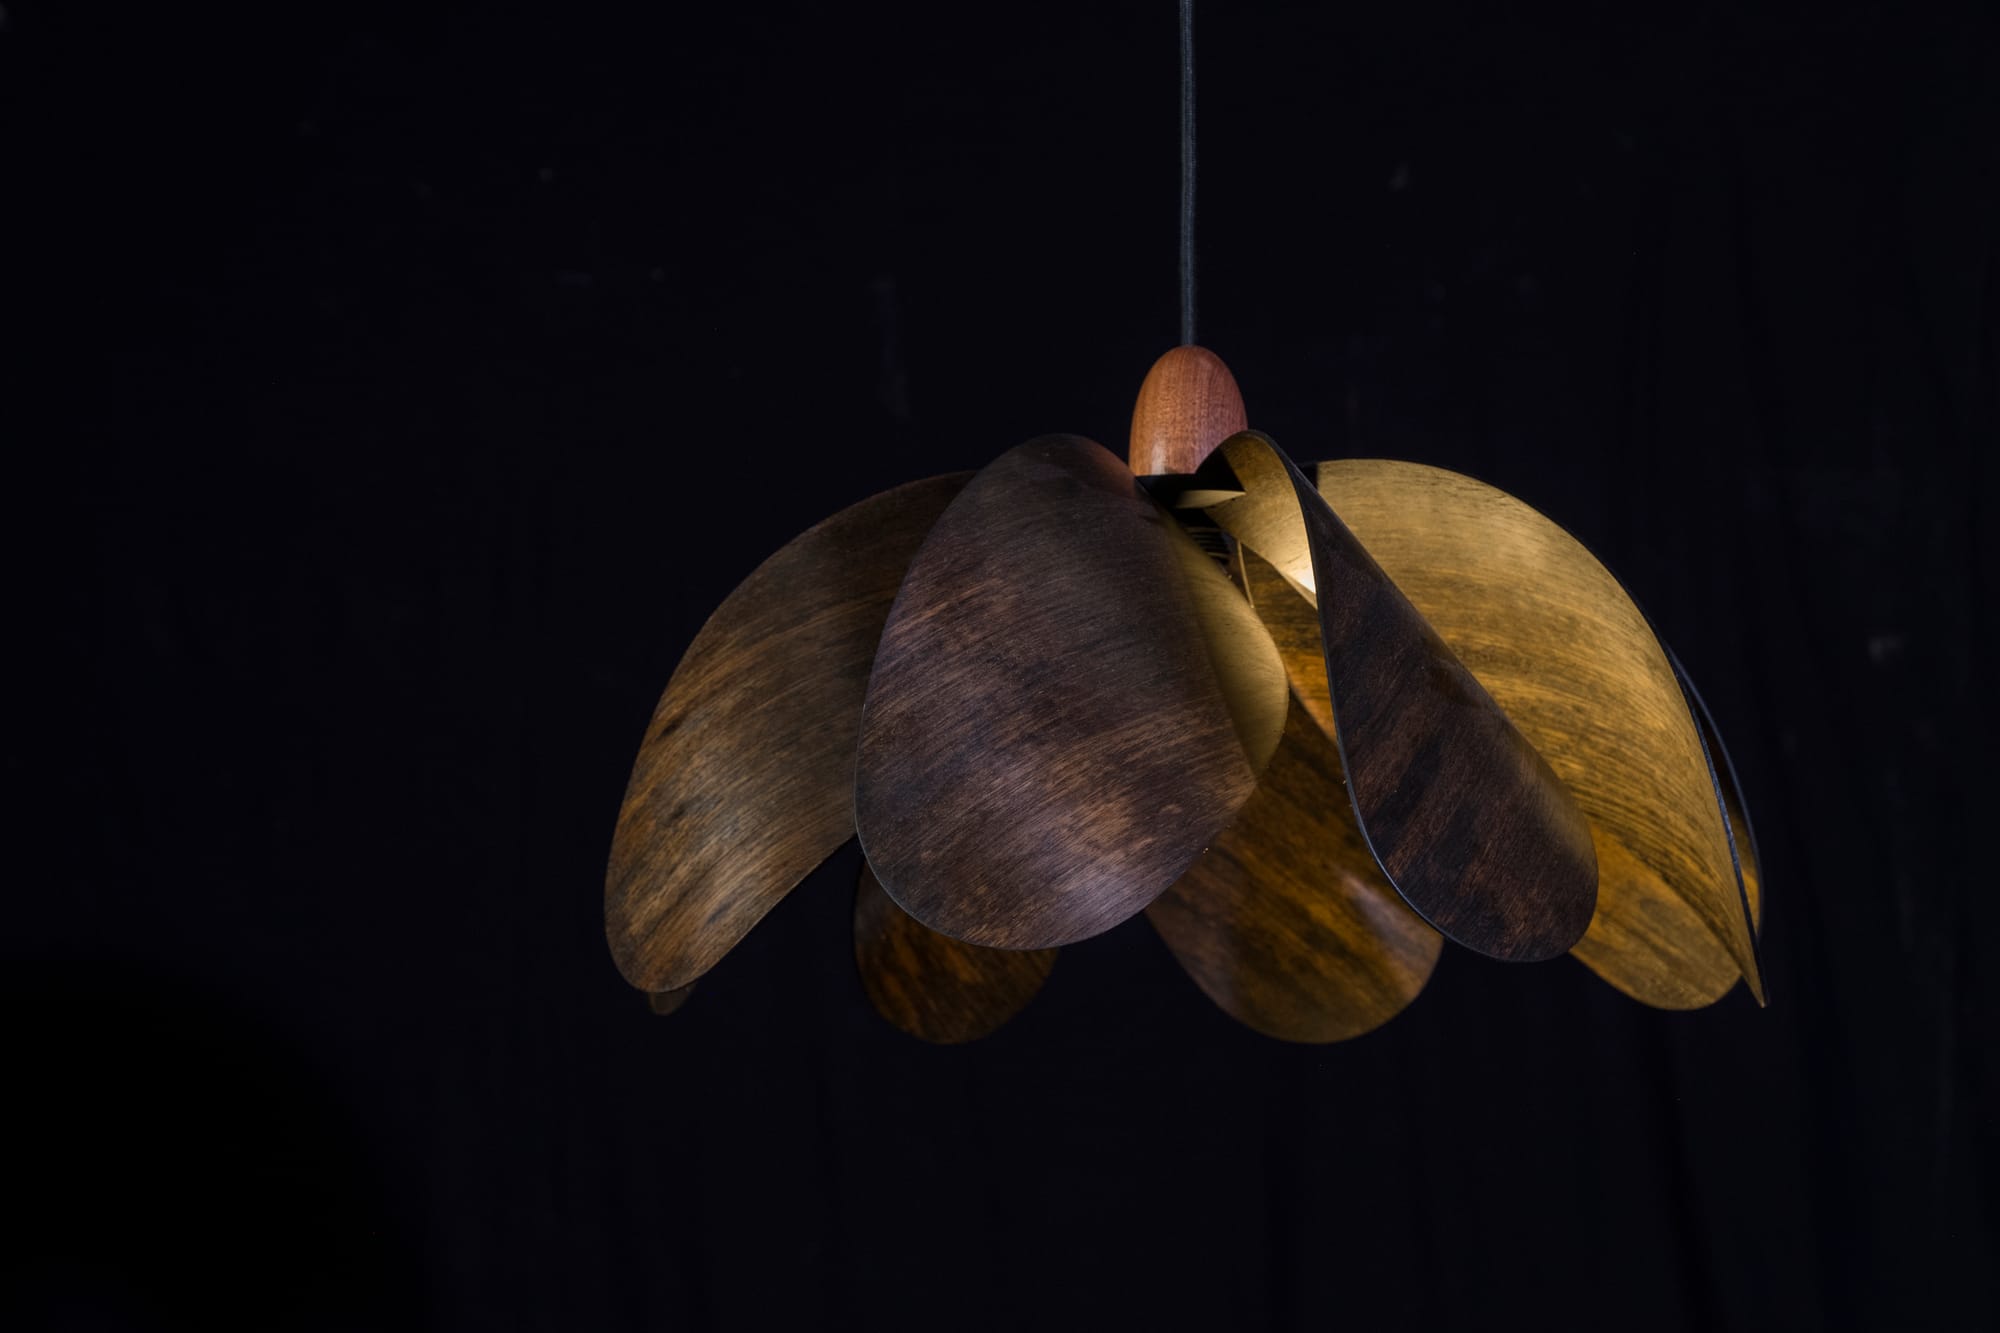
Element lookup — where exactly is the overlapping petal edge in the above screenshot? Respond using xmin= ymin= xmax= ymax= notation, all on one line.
xmin=605 ymin=432 xmax=1763 ymax=1041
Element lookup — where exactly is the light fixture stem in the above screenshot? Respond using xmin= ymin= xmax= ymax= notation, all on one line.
xmin=1179 ymin=0 xmax=1197 ymax=346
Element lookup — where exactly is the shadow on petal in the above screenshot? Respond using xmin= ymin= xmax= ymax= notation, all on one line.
xmin=854 ymin=859 xmax=1057 ymax=1043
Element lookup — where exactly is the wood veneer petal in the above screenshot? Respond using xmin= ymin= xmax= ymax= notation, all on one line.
xmin=854 ymin=860 xmax=1058 ymax=1043
xmin=855 ymin=434 xmax=1287 ymax=949
xmin=1316 ymin=459 xmax=1763 ymax=1006
xmin=605 ymin=473 xmax=970 ymax=994
xmin=1196 ymin=433 xmax=1600 ymax=963
xmin=1149 ymin=685 xmax=1444 ymax=1044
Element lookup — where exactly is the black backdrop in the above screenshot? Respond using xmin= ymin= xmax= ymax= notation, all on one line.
xmin=6 ymin=1 xmax=1995 ymax=1329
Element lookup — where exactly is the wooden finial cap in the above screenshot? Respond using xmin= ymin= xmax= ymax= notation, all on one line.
xmin=1127 ymin=345 xmax=1248 ymax=476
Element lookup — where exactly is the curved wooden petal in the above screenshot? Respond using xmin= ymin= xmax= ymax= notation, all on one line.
xmin=605 ymin=473 xmax=970 ymax=994
xmin=1149 ymin=692 xmax=1444 ymax=1043
xmin=854 ymin=860 xmax=1058 ymax=1043
xmin=1317 ymin=459 xmax=1763 ymax=1006
xmin=855 ymin=434 xmax=1288 ymax=950
xmin=646 ymin=984 xmax=696 ymax=1017
xmin=1192 ymin=433 xmax=1599 ymax=963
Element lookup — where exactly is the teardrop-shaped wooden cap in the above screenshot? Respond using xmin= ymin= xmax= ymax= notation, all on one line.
xmin=1128 ymin=345 xmax=1248 ymax=476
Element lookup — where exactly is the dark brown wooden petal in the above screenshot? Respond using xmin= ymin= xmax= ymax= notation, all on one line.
xmin=605 ymin=473 xmax=970 ymax=994
xmin=854 ymin=860 xmax=1058 ymax=1044
xmin=1197 ymin=433 xmax=1600 ymax=963
xmin=1149 ymin=688 xmax=1444 ymax=1044
xmin=855 ymin=434 xmax=1287 ymax=950
xmin=1318 ymin=459 xmax=1763 ymax=1006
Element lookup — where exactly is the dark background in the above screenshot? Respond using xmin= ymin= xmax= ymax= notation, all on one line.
xmin=5 ymin=0 xmax=1994 ymax=1328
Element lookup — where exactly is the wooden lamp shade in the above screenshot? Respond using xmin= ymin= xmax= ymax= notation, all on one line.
xmin=605 ymin=345 xmax=1764 ymax=1043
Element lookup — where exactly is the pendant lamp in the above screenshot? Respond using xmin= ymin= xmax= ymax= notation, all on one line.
xmin=603 ymin=6 xmax=1765 ymax=1044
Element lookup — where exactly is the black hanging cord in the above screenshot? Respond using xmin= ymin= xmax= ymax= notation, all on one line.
xmin=1179 ymin=0 xmax=1197 ymax=345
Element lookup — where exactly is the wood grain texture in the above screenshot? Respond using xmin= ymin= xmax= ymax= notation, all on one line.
xmin=1131 ymin=345 xmax=1438 ymax=1042
xmin=1317 ymin=459 xmax=1763 ymax=1006
xmin=854 ymin=860 xmax=1057 ymax=1043
xmin=605 ymin=473 xmax=969 ymax=994
xmin=1149 ymin=690 xmax=1444 ymax=1043
xmin=1199 ymin=433 xmax=1600 ymax=963
xmin=855 ymin=434 xmax=1287 ymax=949
xmin=1128 ymin=345 xmax=1248 ymax=476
